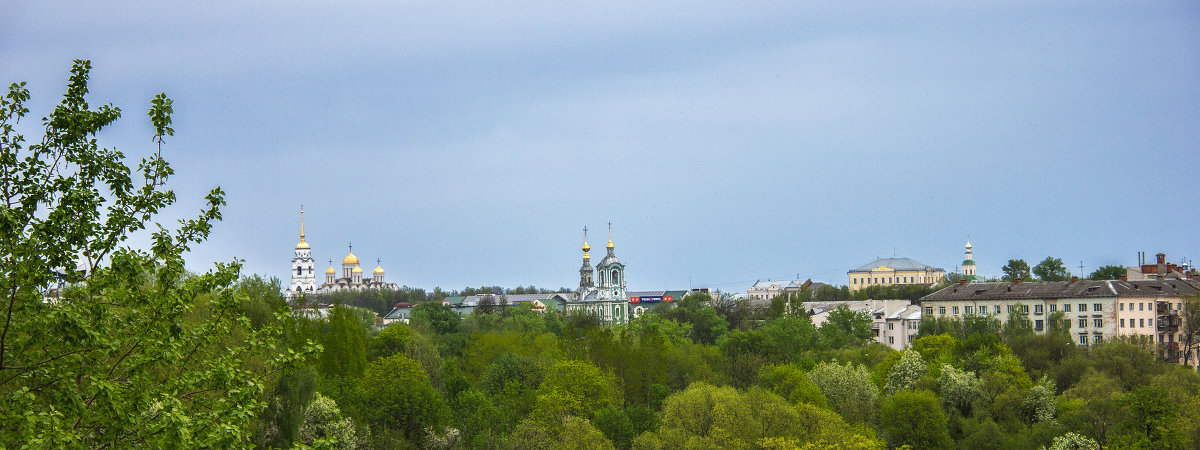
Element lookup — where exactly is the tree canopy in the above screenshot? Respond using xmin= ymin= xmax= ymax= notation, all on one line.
xmin=1002 ymin=259 xmax=1032 ymax=281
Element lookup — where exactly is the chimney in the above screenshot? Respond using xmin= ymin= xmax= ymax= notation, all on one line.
xmin=1157 ymin=253 xmax=1167 ymax=264
xmin=958 ymin=279 xmax=967 ymax=286
xmin=1119 ymin=275 xmax=1128 ymax=281
xmin=1014 ymin=278 xmax=1022 ymax=284
xmin=1071 ymin=276 xmax=1079 ymax=283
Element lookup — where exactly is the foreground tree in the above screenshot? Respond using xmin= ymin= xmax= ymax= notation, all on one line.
xmin=879 ymin=390 xmax=952 ymax=449
xmin=0 ymin=61 xmax=313 ymax=446
xmin=1181 ymin=294 xmax=1200 ymax=367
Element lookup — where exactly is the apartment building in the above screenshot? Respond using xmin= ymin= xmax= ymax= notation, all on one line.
xmin=803 ymin=299 xmax=915 ymax=350
xmin=920 ymin=279 xmax=1200 ymax=356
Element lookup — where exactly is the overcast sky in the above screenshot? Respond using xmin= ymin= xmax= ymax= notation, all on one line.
xmin=2 ymin=1 xmax=1198 ymax=293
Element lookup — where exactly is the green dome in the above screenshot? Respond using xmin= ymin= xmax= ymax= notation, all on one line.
xmin=962 ymin=260 xmax=976 ymax=266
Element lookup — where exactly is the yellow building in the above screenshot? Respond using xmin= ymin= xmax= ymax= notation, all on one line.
xmin=848 ymin=257 xmax=945 ymax=292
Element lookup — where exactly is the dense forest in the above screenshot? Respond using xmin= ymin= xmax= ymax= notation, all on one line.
xmin=4 ymin=62 xmax=1199 ymax=449
xmin=233 ymin=283 xmax=1200 ymax=449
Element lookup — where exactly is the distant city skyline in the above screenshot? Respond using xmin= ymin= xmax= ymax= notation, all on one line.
xmin=2 ymin=2 xmax=1197 ymax=292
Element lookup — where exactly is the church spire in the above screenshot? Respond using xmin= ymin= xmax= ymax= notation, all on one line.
xmin=962 ymin=238 xmax=977 ymax=278
xmin=606 ymin=221 xmax=614 ymax=251
xmin=582 ymin=226 xmax=591 ymax=260
xmin=579 ymin=226 xmax=594 ymax=290
xmin=295 ymin=206 xmax=310 ymax=249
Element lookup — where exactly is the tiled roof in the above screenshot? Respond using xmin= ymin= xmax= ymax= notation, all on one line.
xmin=750 ymin=279 xmax=803 ymax=290
xmin=921 ymin=279 xmax=1200 ymax=302
xmin=458 ymin=293 xmax=572 ymax=307
xmin=850 ymin=258 xmax=944 ymax=273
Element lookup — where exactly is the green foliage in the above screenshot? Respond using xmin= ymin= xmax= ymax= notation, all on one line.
xmin=938 ymin=364 xmax=982 ymax=415
xmin=0 ymin=61 xmax=315 ymax=447
xmin=1033 ymin=256 xmax=1071 ymax=281
xmin=356 ymin=353 xmax=445 ymax=445
xmin=633 ymin=382 xmax=881 ymax=449
xmin=852 ymin=283 xmax=938 ymax=301
xmin=512 ymin=415 xmax=614 ymax=450
xmin=1119 ymin=385 xmax=1184 ymax=448
xmin=807 ymin=361 xmax=878 ymax=424
xmin=879 ymin=390 xmax=953 ymax=449
xmin=1089 ymin=265 xmax=1126 ymax=280
xmin=883 ymin=350 xmax=927 ymax=395
xmin=593 ymin=404 xmax=636 ymax=450
xmin=657 ymin=293 xmax=729 ymax=345
xmin=1023 ymin=376 xmax=1057 ymax=423
xmin=623 ymin=312 xmax=692 ymax=346
xmin=1002 ymin=259 xmax=1031 ymax=281
xmin=1059 ymin=369 xmax=1126 ymax=447
xmin=369 ymin=322 xmax=412 ymax=360
xmin=1047 ymin=432 xmax=1100 ymax=450
xmin=532 ymin=359 xmax=621 ymax=422
xmin=411 ymin=301 xmax=462 ymax=335
xmin=298 ymin=394 xmax=359 ymax=449
xmin=451 ymin=388 xmax=502 ymax=449
xmin=319 ymin=305 xmax=369 ymax=379
xmin=757 ymin=364 xmax=828 ymax=408
xmin=818 ymin=305 xmax=874 ymax=348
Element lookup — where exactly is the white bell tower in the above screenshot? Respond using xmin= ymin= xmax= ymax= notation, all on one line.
xmin=290 ymin=207 xmax=316 ymax=295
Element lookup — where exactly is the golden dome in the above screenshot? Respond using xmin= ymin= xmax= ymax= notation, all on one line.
xmin=325 ymin=265 xmax=335 ymax=274
xmin=965 ymin=240 xmax=973 ymax=250
xmin=606 ymin=238 xmax=614 ymax=249
xmin=343 ymin=251 xmax=359 ymax=265
xmin=582 ymin=241 xmax=591 ymax=253
xmin=296 ymin=240 xmax=310 ymax=249
xmin=352 ymin=265 xmax=363 ymax=273
xmin=373 ymin=265 xmax=385 ymax=274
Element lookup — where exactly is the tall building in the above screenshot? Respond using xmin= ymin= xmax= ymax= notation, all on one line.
xmin=289 ymin=208 xmax=317 ymax=296
xmin=284 ymin=208 xmax=399 ymax=301
xmin=565 ymin=224 xmax=630 ymax=325
xmin=848 ymin=257 xmax=945 ymax=292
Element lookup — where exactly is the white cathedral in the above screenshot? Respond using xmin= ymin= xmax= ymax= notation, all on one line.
xmin=285 ymin=208 xmax=399 ymax=301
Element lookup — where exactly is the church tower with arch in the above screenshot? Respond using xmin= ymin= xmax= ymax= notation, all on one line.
xmin=289 ymin=208 xmax=317 ymax=296
xmin=596 ymin=223 xmax=626 ymax=301
xmin=579 ymin=227 xmax=594 ymax=289
xmin=962 ymin=239 xmax=979 ymax=279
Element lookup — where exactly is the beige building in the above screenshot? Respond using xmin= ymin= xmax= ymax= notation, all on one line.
xmin=848 ymin=257 xmax=945 ymax=292
xmin=920 ymin=279 xmax=1200 ymax=360
xmin=748 ymin=279 xmax=804 ymax=302
xmin=803 ymin=299 xmax=915 ymax=350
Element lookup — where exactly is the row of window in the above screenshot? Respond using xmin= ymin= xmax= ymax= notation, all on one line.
xmin=1119 ymin=318 xmax=1153 ymax=328
xmin=885 ymin=334 xmax=918 ymax=345
xmin=852 ymin=276 xmax=923 ymax=285
xmin=926 ymin=302 xmax=1110 ymax=316
xmin=1118 ymin=301 xmax=1178 ymax=312
xmin=1079 ymin=335 xmax=1103 ymax=345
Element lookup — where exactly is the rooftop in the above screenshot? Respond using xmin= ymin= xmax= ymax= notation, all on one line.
xmin=849 ymin=257 xmax=944 ymax=273
xmin=921 ymin=279 xmax=1200 ymax=302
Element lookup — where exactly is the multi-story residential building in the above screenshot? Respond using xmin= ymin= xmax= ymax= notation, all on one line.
xmin=848 ymin=257 xmax=945 ymax=292
xmin=921 ymin=279 xmax=1200 ymax=355
xmin=802 ymin=299 xmax=914 ymax=350
xmin=1112 ymin=280 xmax=1200 ymax=365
